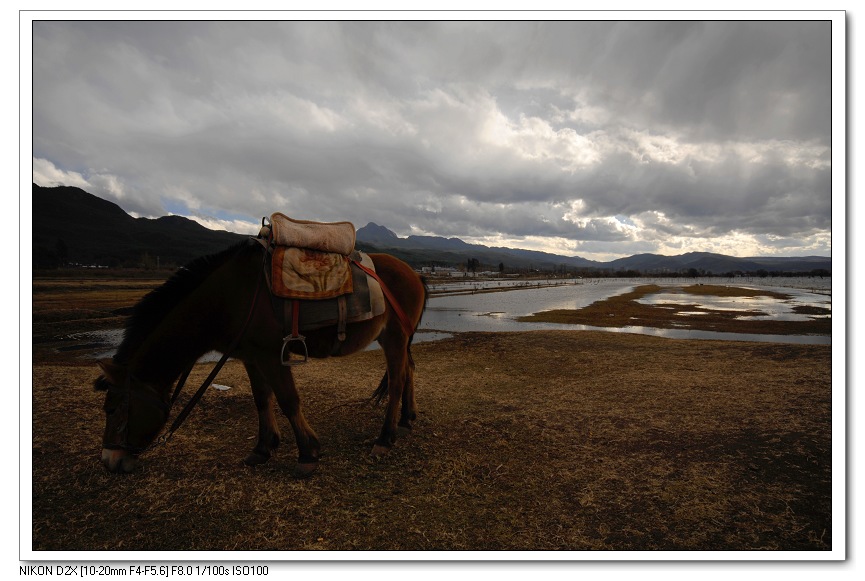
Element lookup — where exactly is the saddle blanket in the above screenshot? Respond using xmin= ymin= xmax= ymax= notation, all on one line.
xmin=286 ymin=251 xmax=386 ymax=333
xmin=271 ymin=246 xmax=353 ymax=299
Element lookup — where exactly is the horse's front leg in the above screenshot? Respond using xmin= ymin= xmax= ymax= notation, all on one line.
xmin=242 ymin=362 xmax=281 ymax=466
xmin=255 ymin=359 xmax=321 ymax=478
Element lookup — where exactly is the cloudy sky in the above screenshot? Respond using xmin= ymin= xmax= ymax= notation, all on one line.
xmin=30 ymin=18 xmax=837 ymax=261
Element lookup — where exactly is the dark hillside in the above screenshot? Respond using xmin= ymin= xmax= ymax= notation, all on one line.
xmin=33 ymin=184 xmax=247 ymax=268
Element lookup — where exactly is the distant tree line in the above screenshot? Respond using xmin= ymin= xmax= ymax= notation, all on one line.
xmin=33 ymin=239 xmax=70 ymax=270
xmin=567 ymin=268 xmax=831 ymax=279
xmin=35 ymin=239 xmax=829 ymax=281
xmin=573 ymin=268 xmax=831 ymax=279
xmin=426 ymin=258 xmax=831 ymax=279
xmin=33 ymin=237 xmax=177 ymax=271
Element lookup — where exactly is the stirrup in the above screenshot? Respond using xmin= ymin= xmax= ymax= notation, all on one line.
xmin=281 ymin=335 xmax=308 ymax=366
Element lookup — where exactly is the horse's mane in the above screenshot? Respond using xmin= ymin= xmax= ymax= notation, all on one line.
xmin=113 ymin=241 xmax=251 ymax=364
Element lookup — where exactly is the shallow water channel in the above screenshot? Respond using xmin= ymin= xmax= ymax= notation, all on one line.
xmin=79 ymin=276 xmax=831 ymax=361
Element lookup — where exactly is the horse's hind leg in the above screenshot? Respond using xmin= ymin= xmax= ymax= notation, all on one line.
xmin=255 ymin=359 xmax=322 ymax=478
xmin=372 ymin=331 xmax=411 ymax=457
xmin=397 ymin=344 xmax=418 ymax=430
xmin=242 ymin=362 xmax=281 ymax=466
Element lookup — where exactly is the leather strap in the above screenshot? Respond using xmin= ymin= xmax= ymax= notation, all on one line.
xmin=350 ymin=258 xmax=415 ymax=339
xmin=154 ymin=242 xmax=267 ymax=447
xmin=291 ymin=300 xmax=301 ymax=338
xmin=337 ymin=295 xmax=347 ymax=341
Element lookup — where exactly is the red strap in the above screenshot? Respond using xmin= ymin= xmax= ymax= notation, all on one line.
xmin=352 ymin=258 xmax=416 ymax=339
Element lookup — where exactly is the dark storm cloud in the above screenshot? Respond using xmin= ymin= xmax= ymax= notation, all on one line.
xmin=30 ymin=18 xmax=834 ymax=259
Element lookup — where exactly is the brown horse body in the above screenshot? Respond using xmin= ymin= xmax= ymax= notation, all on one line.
xmin=95 ymin=240 xmax=427 ymax=476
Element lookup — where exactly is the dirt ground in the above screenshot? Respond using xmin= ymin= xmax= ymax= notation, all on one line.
xmin=29 ymin=277 xmax=833 ymax=553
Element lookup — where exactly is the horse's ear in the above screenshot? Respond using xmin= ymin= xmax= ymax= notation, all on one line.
xmin=96 ymin=359 xmax=126 ymax=387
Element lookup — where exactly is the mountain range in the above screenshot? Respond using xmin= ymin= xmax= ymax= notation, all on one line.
xmin=354 ymin=222 xmax=831 ymax=275
xmin=31 ymin=183 xmax=831 ymax=275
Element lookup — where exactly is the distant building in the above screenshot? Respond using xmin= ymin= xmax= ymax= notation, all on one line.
xmin=421 ymin=266 xmax=458 ymax=275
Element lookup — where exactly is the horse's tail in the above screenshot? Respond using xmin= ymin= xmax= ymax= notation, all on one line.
xmin=371 ymin=367 xmax=392 ymax=405
xmin=370 ymin=334 xmax=416 ymax=404
xmin=371 ymin=276 xmax=427 ymax=404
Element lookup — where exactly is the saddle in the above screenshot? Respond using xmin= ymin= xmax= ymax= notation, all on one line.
xmin=257 ymin=214 xmax=385 ymax=365
xmin=269 ymin=212 xmax=356 ymax=255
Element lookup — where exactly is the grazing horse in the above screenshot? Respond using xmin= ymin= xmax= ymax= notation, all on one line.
xmin=95 ymin=239 xmax=427 ymax=476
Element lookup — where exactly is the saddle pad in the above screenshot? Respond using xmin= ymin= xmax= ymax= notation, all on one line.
xmin=295 ymin=252 xmax=386 ymax=331
xmin=352 ymin=251 xmax=385 ymax=323
xmin=271 ymin=247 xmax=352 ymax=299
xmin=269 ymin=212 xmax=356 ymax=256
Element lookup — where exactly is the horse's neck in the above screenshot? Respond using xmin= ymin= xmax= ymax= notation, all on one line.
xmin=128 ymin=264 xmax=248 ymax=389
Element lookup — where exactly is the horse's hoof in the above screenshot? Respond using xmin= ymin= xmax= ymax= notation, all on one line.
xmin=370 ymin=443 xmax=391 ymax=459
xmin=293 ymin=462 xmax=319 ymax=479
xmin=243 ymin=451 xmax=271 ymax=466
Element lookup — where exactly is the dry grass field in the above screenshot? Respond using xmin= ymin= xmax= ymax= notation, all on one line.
xmin=29 ymin=276 xmax=833 ymax=553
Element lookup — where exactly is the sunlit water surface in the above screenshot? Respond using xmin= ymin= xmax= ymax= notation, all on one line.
xmin=78 ymin=276 xmax=832 ymax=361
xmin=419 ymin=276 xmax=831 ymax=345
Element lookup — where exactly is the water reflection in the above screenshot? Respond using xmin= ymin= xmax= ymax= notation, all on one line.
xmin=419 ymin=278 xmax=831 ymax=345
xmin=636 ymin=290 xmax=831 ymax=323
xmin=532 ymin=324 xmax=831 ymax=345
xmin=72 ymin=277 xmax=832 ymax=359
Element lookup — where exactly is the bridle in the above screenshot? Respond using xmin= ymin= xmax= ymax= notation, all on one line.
xmin=102 ymin=378 xmax=171 ymax=454
xmin=102 ymin=241 xmax=267 ymax=455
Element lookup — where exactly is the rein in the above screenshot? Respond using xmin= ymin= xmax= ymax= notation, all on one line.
xmin=108 ymin=239 xmax=415 ymax=455
xmin=138 ymin=243 xmax=267 ymax=453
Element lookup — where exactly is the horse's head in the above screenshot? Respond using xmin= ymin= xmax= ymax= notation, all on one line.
xmin=94 ymin=359 xmax=170 ymax=473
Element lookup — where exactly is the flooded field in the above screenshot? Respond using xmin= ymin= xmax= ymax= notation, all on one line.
xmin=420 ymin=276 xmax=831 ymax=345
xmin=39 ymin=275 xmax=832 ymax=362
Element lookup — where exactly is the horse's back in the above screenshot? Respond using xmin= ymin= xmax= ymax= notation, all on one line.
xmin=368 ymin=253 xmax=427 ymax=326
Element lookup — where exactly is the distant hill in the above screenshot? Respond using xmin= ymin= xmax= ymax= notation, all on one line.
xmin=30 ymin=184 xmax=832 ymax=275
xmin=32 ymin=184 xmax=247 ymax=268
xmin=606 ymin=252 xmax=768 ymax=275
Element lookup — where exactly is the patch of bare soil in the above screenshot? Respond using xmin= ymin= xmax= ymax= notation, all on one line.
xmin=32 ymin=332 xmax=831 ymax=552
